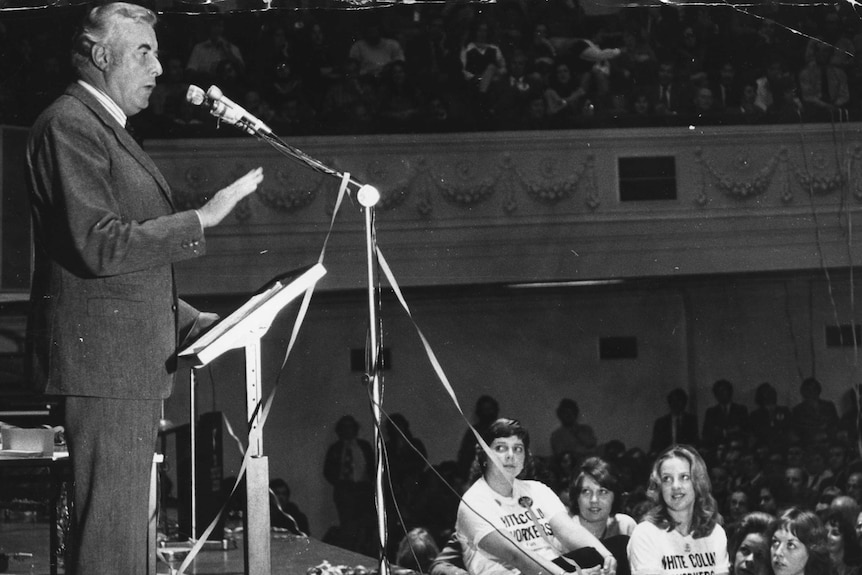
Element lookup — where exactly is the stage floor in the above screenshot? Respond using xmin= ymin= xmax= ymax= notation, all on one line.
xmin=0 ymin=520 xmax=378 ymax=575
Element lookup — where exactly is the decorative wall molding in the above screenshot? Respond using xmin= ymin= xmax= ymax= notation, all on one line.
xmin=144 ymin=124 xmax=862 ymax=294
xmin=694 ymin=147 xmax=789 ymax=203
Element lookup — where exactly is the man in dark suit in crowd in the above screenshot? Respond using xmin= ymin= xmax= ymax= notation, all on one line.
xmin=650 ymin=387 xmax=699 ymax=455
xmin=323 ymin=414 xmax=376 ymax=554
xmin=710 ymin=61 xmax=743 ymax=111
xmin=25 ymin=4 xmax=263 ymax=573
xmin=791 ymin=376 xmax=839 ymax=446
xmin=702 ymin=379 xmax=749 ymax=447
xmin=648 ymin=59 xmax=688 ymax=116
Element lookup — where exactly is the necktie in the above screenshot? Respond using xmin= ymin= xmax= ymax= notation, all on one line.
xmin=342 ymin=445 xmax=354 ymax=481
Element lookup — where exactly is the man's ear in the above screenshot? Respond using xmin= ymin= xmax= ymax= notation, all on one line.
xmin=91 ymin=43 xmax=110 ymax=71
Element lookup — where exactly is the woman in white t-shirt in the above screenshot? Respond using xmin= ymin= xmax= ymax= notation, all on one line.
xmin=627 ymin=444 xmax=730 ymax=575
xmin=569 ymin=457 xmax=637 ymax=575
xmin=455 ymin=418 xmax=617 ymax=575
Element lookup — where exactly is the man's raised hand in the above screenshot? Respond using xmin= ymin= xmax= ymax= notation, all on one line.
xmin=197 ymin=167 xmax=264 ymax=228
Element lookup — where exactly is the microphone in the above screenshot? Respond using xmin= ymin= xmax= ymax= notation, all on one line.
xmin=185 ymin=84 xmax=273 ymax=136
xmin=206 ymin=85 xmax=273 ymax=136
xmin=185 ymin=84 xmax=206 ymax=107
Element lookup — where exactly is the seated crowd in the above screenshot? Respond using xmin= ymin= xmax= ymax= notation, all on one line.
xmin=317 ymin=376 xmax=862 ymax=574
xmin=1 ymin=1 xmax=861 ymax=138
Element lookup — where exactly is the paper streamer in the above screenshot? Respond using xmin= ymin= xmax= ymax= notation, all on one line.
xmin=175 ymin=173 xmax=352 ymax=574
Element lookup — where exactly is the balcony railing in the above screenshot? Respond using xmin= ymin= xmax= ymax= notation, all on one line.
xmin=143 ymin=122 xmax=862 ymax=294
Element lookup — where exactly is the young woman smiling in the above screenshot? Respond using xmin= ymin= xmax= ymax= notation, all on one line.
xmin=569 ymin=457 xmax=637 ymax=575
xmin=627 ymin=444 xmax=730 ymax=575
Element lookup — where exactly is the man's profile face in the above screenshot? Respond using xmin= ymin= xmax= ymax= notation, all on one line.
xmin=103 ymin=19 xmax=162 ymax=117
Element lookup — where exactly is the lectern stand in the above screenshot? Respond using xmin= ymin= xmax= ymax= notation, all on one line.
xmin=178 ymin=263 xmax=326 ymax=575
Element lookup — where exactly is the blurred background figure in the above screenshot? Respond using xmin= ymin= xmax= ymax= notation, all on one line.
xmin=185 ymin=16 xmax=245 ymax=87
xmin=322 ymin=415 xmax=375 ymax=555
xmin=396 ymin=526 xmax=440 ymax=573
xmin=649 ymin=388 xmax=699 ymax=455
xmin=551 ymin=398 xmax=598 ymax=463
xmin=455 ymin=395 xmax=499 ymax=481
xmin=822 ymin=508 xmax=862 ymax=575
xmin=269 ymin=477 xmax=309 ymax=535
xmin=792 ymin=378 xmax=839 ymax=447
xmin=702 ymin=379 xmax=749 ymax=448
xmin=750 ymin=382 xmax=793 ymax=453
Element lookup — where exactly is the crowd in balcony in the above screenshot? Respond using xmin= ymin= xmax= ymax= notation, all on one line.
xmin=0 ymin=1 xmax=860 ymax=138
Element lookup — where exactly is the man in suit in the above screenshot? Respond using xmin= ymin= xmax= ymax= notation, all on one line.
xmin=649 ymin=387 xmax=699 ymax=455
xmin=791 ymin=376 xmax=839 ymax=447
xmin=25 ymin=4 xmax=263 ymax=574
xmin=749 ymin=381 xmax=793 ymax=450
xmin=710 ymin=62 xmax=743 ymax=112
xmin=648 ymin=60 xmax=688 ymax=116
xmin=323 ymin=415 xmax=375 ymax=554
xmin=702 ymin=379 xmax=749 ymax=448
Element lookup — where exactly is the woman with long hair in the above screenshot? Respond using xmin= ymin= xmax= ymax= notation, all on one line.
xmin=569 ymin=457 xmax=637 ymax=575
xmin=627 ymin=444 xmax=730 ymax=575
xmin=768 ymin=507 xmax=831 ymax=575
xmin=456 ymin=418 xmax=617 ymax=575
xmin=822 ymin=508 xmax=862 ymax=575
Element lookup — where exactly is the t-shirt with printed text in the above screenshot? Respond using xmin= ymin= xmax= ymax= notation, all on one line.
xmin=627 ymin=520 xmax=729 ymax=575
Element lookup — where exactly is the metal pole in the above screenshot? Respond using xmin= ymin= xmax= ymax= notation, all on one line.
xmin=359 ymin=187 xmax=388 ymax=575
xmin=244 ymin=338 xmax=271 ymax=575
xmin=190 ymin=369 xmax=197 ymax=541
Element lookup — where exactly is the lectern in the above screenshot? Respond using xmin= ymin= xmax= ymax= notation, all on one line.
xmin=177 ymin=263 xmax=326 ymax=575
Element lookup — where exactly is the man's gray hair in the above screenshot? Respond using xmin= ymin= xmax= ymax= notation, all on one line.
xmin=71 ymin=2 xmax=157 ymax=72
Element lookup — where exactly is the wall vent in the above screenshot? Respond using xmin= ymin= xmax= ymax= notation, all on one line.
xmin=599 ymin=336 xmax=638 ymax=359
xmin=618 ymin=156 xmax=677 ymax=201
xmin=825 ymin=325 xmax=862 ymax=348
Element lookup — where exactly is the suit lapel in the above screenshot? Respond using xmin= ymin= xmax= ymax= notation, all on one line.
xmin=116 ymin=127 xmax=175 ymax=210
xmin=66 ymin=84 xmax=175 ymax=210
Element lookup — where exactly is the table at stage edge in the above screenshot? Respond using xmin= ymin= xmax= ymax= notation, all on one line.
xmin=182 ymin=533 xmax=380 ymax=575
xmin=0 ymin=449 xmax=70 ymax=575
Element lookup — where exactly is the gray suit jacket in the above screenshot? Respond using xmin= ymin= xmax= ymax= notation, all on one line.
xmin=26 ymin=83 xmax=205 ymax=399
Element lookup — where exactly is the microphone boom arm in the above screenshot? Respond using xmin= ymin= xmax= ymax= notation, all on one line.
xmin=258 ymin=130 xmax=366 ymax=193
xmin=186 ymin=83 xmax=370 ymax=200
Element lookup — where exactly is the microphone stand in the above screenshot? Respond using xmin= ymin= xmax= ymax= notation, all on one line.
xmin=216 ymin=117 xmax=390 ymax=575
